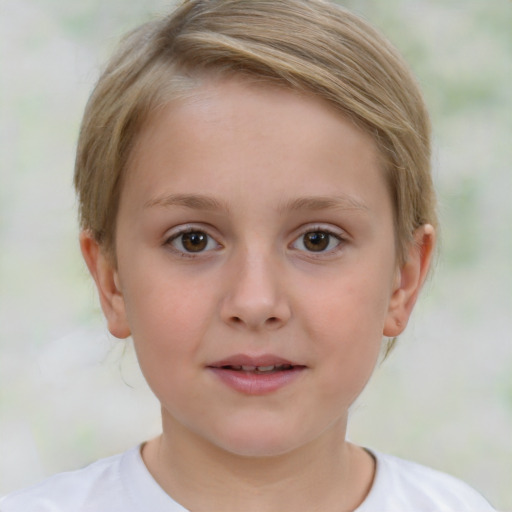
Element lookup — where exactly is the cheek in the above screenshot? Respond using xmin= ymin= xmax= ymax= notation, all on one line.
xmin=303 ymin=274 xmax=391 ymax=398
xmin=123 ymin=263 xmax=214 ymax=335
xmin=316 ymin=309 xmax=382 ymax=388
xmin=120 ymin=271 xmax=216 ymax=385
xmin=307 ymin=272 xmax=392 ymax=343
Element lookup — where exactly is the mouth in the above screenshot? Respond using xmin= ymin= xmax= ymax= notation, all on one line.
xmin=207 ymin=355 xmax=306 ymax=395
xmin=208 ymin=354 xmax=305 ymax=372
xmin=215 ymin=363 xmax=298 ymax=374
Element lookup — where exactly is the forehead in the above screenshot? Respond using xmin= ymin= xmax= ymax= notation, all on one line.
xmin=130 ymin=76 xmax=381 ymax=165
xmin=122 ymin=76 xmax=389 ymax=218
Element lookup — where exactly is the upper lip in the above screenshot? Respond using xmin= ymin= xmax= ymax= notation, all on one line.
xmin=208 ymin=353 xmax=303 ymax=368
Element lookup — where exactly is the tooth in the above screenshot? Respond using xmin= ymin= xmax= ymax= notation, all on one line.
xmin=256 ymin=365 xmax=275 ymax=372
xmin=242 ymin=365 xmax=256 ymax=371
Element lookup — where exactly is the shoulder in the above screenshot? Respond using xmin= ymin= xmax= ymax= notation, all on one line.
xmin=0 ymin=449 xmax=132 ymax=512
xmin=358 ymin=450 xmax=496 ymax=512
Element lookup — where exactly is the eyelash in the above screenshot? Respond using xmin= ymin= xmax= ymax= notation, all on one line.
xmin=164 ymin=225 xmax=346 ymax=257
xmin=165 ymin=227 xmax=221 ymax=258
xmin=290 ymin=226 xmax=346 ymax=256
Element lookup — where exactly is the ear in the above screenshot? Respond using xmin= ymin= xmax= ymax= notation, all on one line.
xmin=79 ymin=231 xmax=131 ymax=339
xmin=383 ymin=224 xmax=435 ymax=337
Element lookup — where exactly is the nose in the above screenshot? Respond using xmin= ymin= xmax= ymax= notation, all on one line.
xmin=220 ymin=249 xmax=291 ymax=331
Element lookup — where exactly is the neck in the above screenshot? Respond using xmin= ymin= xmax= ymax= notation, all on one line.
xmin=142 ymin=411 xmax=375 ymax=512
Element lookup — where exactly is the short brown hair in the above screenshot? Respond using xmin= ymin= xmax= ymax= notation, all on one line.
xmin=74 ymin=0 xmax=437 ymax=263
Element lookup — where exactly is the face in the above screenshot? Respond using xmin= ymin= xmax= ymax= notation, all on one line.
xmin=92 ymin=78 xmax=417 ymax=457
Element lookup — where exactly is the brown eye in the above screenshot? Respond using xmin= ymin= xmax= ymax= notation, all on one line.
xmin=181 ymin=232 xmax=207 ymax=252
xmin=170 ymin=230 xmax=218 ymax=254
xmin=303 ymin=231 xmax=330 ymax=252
xmin=291 ymin=229 xmax=342 ymax=253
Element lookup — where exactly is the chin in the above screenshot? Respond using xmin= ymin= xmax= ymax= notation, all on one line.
xmin=218 ymin=437 xmax=300 ymax=458
xmin=205 ymin=418 xmax=310 ymax=458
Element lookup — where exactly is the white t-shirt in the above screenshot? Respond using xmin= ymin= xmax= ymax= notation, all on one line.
xmin=0 ymin=446 xmax=495 ymax=511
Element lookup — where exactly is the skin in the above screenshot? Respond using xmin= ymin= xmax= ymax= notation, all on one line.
xmin=81 ymin=77 xmax=434 ymax=511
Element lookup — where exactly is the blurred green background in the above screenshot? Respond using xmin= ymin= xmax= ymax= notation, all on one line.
xmin=0 ymin=0 xmax=511 ymax=509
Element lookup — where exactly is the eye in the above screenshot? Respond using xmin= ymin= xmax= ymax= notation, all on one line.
xmin=291 ymin=229 xmax=343 ymax=253
xmin=168 ymin=229 xmax=219 ymax=254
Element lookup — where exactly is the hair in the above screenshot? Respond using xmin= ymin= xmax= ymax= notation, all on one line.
xmin=74 ymin=0 xmax=437 ymax=266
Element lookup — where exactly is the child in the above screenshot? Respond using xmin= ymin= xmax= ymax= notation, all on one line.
xmin=1 ymin=0 xmax=496 ymax=510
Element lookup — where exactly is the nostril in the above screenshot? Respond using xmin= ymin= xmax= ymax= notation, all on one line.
xmin=225 ymin=313 xmax=287 ymax=330
xmin=230 ymin=316 xmax=279 ymax=326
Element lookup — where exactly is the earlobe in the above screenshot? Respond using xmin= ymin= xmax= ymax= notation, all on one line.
xmin=79 ymin=231 xmax=131 ymax=339
xmin=383 ymin=224 xmax=435 ymax=337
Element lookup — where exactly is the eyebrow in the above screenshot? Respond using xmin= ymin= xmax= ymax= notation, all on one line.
xmin=144 ymin=193 xmax=369 ymax=214
xmin=279 ymin=195 xmax=370 ymax=213
xmin=144 ymin=193 xmax=230 ymax=212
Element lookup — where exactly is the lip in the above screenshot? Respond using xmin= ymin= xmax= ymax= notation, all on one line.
xmin=209 ymin=353 xmax=301 ymax=368
xmin=207 ymin=353 xmax=307 ymax=395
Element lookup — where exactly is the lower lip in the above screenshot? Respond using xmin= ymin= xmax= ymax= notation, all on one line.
xmin=208 ymin=367 xmax=306 ymax=395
